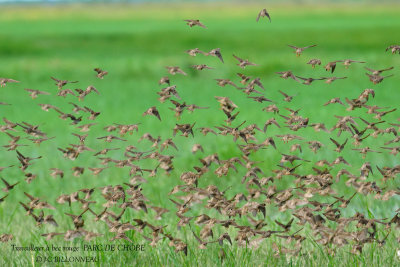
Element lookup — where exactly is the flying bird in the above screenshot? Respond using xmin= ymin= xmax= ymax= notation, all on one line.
xmin=207 ymin=48 xmax=224 ymax=63
xmin=0 ymin=78 xmax=20 ymax=87
xmin=232 ymin=54 xmax=258 ymax=68
xmin=184 ymin=19 xmax=207 ymax=28
xmin=288 ymin=45 xmax=317 ymax=56
xmin=256 ymin=9 xmax=271 ymax=22
xmin=94 ymin=68 xmax=108 ymax=79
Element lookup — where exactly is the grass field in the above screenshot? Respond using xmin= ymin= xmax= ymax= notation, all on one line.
xmin=0 ymin=3 xmax=400 ymax=266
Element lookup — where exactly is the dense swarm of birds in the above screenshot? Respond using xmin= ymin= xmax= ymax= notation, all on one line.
xmin=1 ymin=7 xmax=400 ymax=259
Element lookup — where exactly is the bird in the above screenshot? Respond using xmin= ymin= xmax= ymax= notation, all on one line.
xmin=276 ymin=71 xmax=299 ymax=82
xmin=0 ymin=194 xmax=8 ymax=203
xmin=166 ymin=66 xmax=187 ymax=76
xmin=158 ymin=76 xmax=170 ymax=85
xmin=342 ymin=59 xmax=365 ymax=68
xmin=94 ymin=68 xmax=108 ymax=79
xmin=323 ymin=98 xmax=344 ymax=106
xmin=57 ymin=89 xmax=76 ymax=98
xmin=324 ymin=61 xmax=342 ymax=73
xmin=386 ymin=45 xmax=400 ymax=54
xmin=41 ymin=232 xmax=64 ymax=241
xmin=143 ymin=106 xmax=161 ymax=121
xmin=256 ymin=8 xmax=271 ymax=22
xmin=307 ymin=59 xmax=321 ymax=68
xmin=191 ymin=64 xmax=214 ymax=71
xmin=248 ymin=96 xmax=273 ymax=103
xmin=207 ymin=48 xmax=224 ymax=63
xmin=185 ymin=48 xmax=207 ymax=57
xmin=365 ymin=66 xmax=394 ymax=75
xmin=1 ymin=177 xmax=19 ymax=193
xmin=365 ymin=73 xmax=393 ymax=84
xmin=232 ymin=54 xmax=258 ymax=68
xmin=77 ymin=123 xmax=97 ymax=132
xmin=330 ymin=138 xmax=348 ymax=152
xmin=97 ymin=135 xmax=127 ymax=143
xmin=0 ymin=78 xmax=20 ymax=87
xmin=51 ymin=77 xmax=78 ymax=89
xmin=278 ymin=90 xmax=294 ymax=102
xmin=50 ymin=168 xmax=64 ymax=179
xmin=184 ymin=19 xmax=207 ymax=28
xmin=192 ymin=144 xmax=204 ymax=154
xmin=237 ymin=73 xmax=251 ymax=84
xmin=295 ymin=76 xmax=324 ymax=85
xmin=215 ymin=79 xmax=239 ymax=88
xmin=287 ymin=45 xmax=317 ymax=56
xmin=24 ymin=89 xmax=50 ymax=99
xmin=321 ymin=76 xmax=347 ymax=84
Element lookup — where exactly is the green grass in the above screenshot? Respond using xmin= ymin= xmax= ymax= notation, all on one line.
xmin=0 ymin=3 xmax=400 ymax=266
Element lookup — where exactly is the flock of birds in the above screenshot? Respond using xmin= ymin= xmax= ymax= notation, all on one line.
xmin=1 ymin=8 xmax=400 ymax=260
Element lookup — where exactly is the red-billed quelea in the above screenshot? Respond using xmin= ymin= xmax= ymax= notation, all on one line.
xmin=184 ymin=19 xmax=207 ymax=28
xmin=287 ymin=44 xmax=317 ymax=56
xmin=256 ymin=8 xmax=271 ymax=22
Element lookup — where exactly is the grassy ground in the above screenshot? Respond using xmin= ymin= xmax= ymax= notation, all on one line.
xmin=0 ymin=3 xmax=400 ymax=266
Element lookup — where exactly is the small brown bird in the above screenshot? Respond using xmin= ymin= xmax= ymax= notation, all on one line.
xmin=0 ymin=78 xmax=20 ymax=87
xmin=215 ymin=79 xmax=238 ymax=88
xmin=233 ymin=54 xmax=258 ymax=69
xmin=143 ymin=106 xmax=161 ymax=121
xmin=0 ymin=234 xmax=13 ymax=242
xmin=287 ymin=44 xmax=317 ymax=56
xmin=191 ymin=64 xmax=214 ymax=71
xmin=248 ymin=96 xmax=273 ymax=103
xmin=256 ymin=8 xmax=271 ymax=22
xmin=158 ymin=76 xmax=170 ymax=85
xmin=166 ymin=66 xmax=187 ymax=76
xmin=249 ymin=78 xmax=265 ymax=90
xmin=191 ymin=229 xmax=218 ymax=249
xmin=41 ymin=232 xmax=64 ymax=241
xmin=322 ymin=77 xmax=347 ymax=84
xmin=184 ymin=19 xmax=207 ymax=28
xmin=57 ymin=89 xmax=76 ymax=98
xmin=71 ymin=166 xmax=85 ymax=177
xmin=97 ymin=135 xmax=127 ymax=143
xmin=198 ymin=127 xmax=217 ymax=136
xmin=365 ymin=73 xmax=393 ymax=84
xmin=342 ymin=59 xmax=365 ymax=68
xmin=276 ymin=71 xmax=300 ymax=82
xmin=323 ymin=98 xmax=344 ymax=106
xmin=386 ymin=45 xmax=400 ymax=54
xmin=185 ymin=48 xmax=207 ymax=57
xmin=279 ymin=90 xmax=294 ymax=102
xmin=307 ymin=59 xmax=321 ymax=68
xmin=24 ymin=89 xmax=50 ymax=99
xmin=192 ymin=144 xmax=204 ymax=154
xmin=207 ymin=48 xmax=224 ymax=63
xmin=84 ymin=106 xmax=101 ymax=120
xmin=1 ymin=177 xmax=19 ymax=192
xmin=330 ymin=138 xmax=348 ymax=152
xmin=69 ymin=102 xmax=86 ymax=113
xmin=94 ymin=68 xmax=108 ymax=79
xmin=160 ymin=139 xmax=178 ymax=151
xmin=295 ymin=76 xmax=324 ymax=85
xmin=324 ymin=61 xmax=342 ymax=73
xmin=51 ymin=77 xmax=78 ymax=89
xmin=50 ymin=168 xmax=64 ymax=179
xmin=237 ymin=73 xmax=251 ymax=84
xmin=0 ymin=194 xmax=8 ymax=203
xmin=365 ymin=66 xmax=394 ymax=75
xmin=77 ymin=123 xmax=97 ymax=132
